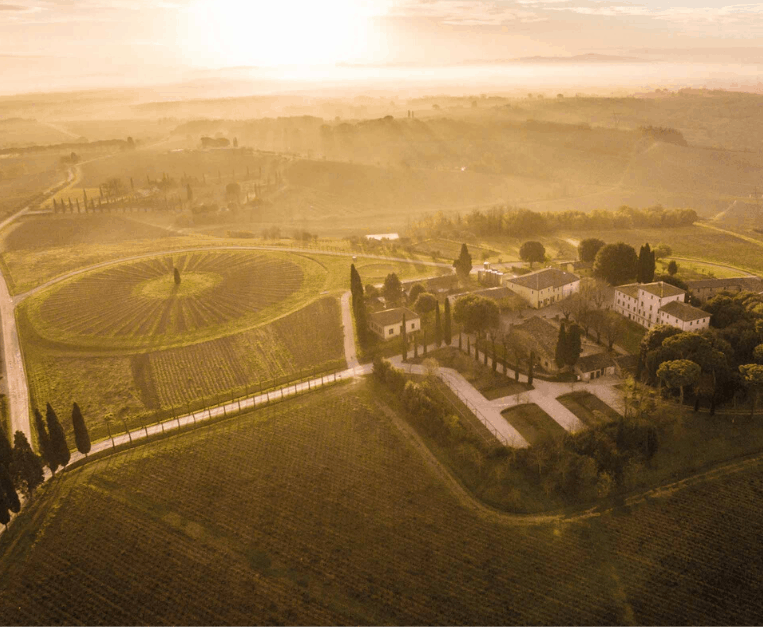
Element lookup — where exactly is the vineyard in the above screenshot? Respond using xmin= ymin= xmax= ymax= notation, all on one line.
xmin=1 ymin=382 xmax=762 ymax=624
xmin=2 ymin=215 xmax=172 ymax=252
xmin=24 ymin=297 xmax=345 ymax=441
xmin=24 ymin=250 xmax=326 ymax=350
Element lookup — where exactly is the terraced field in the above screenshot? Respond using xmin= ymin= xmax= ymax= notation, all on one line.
xmin=1 ymin=383 xmax=762 ymax=624
xmin=24 ymin=250 xmax=325 ymax=350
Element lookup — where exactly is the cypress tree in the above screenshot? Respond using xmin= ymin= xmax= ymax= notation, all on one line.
xmin=0 ymin=464 xmax=20 ymax=513
xmin=46 ymin=403 xmax=70 ymax=468
xmin=33 ymin=408 xmax=57 ymax=474
xmin=444 ymin=298 xmax=452 ymax=345
xmin=71 ymin=403 xmax=91 ymax=456
xmin=401 ymin=314 xmax=408 ymax=361
xmin=174 ymin=268 xmax=181 ymax=285
xmin=0 ymin=427 xmax=11 ymax=469
xmin=555 ymin=324 xmax=567 ymax=368
xmin=11 ymin=432 xmax=44 ymax=498
xmin=645 ymin=244 xmax=656 ymax=283
xmin=528 ymin=351 xmax=535 ymax=385
xmin=565 ymin=324 xmax=583 ymax=368
xmin=0 ymin=489 xmax=10 ymax=527
xmin=434 ymin=302 xmax=442 ymax=347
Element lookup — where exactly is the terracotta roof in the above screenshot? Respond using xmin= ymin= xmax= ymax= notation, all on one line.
xmin=615 ymin=284 xmax=640 ymax=299
xmin=639 ymin=281 xmax=686 ymax=298
xmin=508 ymin=316 xmax=559 ymax=362
xmin=575 ymin=352 xmax=614 ymax=373
xmin=687 ymin=276 xmax=763 ymax=291
xmin=506 ymin=268 xmax=579 ymax=291
xmin=659 ymin=300 xmax=710 ymax=322
xmin=368 ymin=307 xmax=420 ymax=327
xmin=469 ymin=286 xmax=514 ymax=301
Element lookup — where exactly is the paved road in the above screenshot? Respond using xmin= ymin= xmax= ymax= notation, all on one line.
xmin=339 ymin=291 xmax=359 ymax=370
xmin=0 ymin=168 xmax=75 ymax=444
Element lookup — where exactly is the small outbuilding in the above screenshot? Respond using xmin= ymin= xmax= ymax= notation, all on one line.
xmin=368 ymin=307 xmax=421 ymax=340
xmin=575 ymin=352 xmax=615 ymax=381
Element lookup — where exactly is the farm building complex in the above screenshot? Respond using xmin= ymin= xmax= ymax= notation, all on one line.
xmin=504 ymin=268 xmax=580 ymax=309
xmin=686 ymin=276 xmax=763 ymax=301
xmin=368 ymin=307 xmax=421 ymax=340
xmin=613 ymin=281 xmax=710 ymax=331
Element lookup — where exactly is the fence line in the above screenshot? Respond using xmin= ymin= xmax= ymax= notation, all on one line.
xmin=435 ymin=370 xmax=510 ymax=446
xmin=94 ymin=365 xmax=348 ymax=450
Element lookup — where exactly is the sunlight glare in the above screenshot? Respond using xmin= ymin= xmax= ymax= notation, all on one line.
xmin=187 ymin=0 xmax=380 ymax=67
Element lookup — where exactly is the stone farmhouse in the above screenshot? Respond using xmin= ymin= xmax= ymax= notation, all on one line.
xmin=686 ymin=276 xmax=763 ymax=302
xmin=574 ymin=353 xmax=616 ymax=381
xmin=505 ymin=316 xmax=561 ymax=374
xmin=368 ymin=307 xmax=421 ymax=340
xmin=613 ymin=281 xmax=710 ymax=331
xmin=504 ymin=268 xmax=580 ymax=309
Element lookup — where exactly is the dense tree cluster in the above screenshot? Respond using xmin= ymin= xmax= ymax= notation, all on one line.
xmin=411 ymin=205 xmax=698 ymax=240
xmin=593 ymin=242 xmax=638 ymax=285
xmin=637 ymin=291 xmax=763 ymax=412
xmin=453 ymin=294 xmax=499 ymax=337
xmin=639 ymin=125 xmax=688 ymax=146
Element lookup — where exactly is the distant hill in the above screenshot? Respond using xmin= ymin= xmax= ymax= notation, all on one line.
xmin=712 ymin=200 xmax=763 ymax=230
xmin=512 ymin=53 xmax=647 ymax=64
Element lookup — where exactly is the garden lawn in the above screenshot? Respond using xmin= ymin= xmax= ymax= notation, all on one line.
xmin=556 ymin=391 xmax=621 ymax=427
xmin=500 ymin=403 xmax=567 ymax=446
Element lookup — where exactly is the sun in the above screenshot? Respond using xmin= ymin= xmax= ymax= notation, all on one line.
xmin=185 ymin=0 xmax=378 ymax=67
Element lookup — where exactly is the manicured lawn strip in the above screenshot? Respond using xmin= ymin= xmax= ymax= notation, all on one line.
xmin=500 ymin=403 xmax=567 ymax=446
xmin=557 ymin=392 xmax=620 ymax=427
xmin=412 ymin=346 xmax=532 ymax=400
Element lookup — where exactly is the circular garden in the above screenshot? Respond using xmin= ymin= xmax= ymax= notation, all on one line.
xmin=26 ymin=250 xmax=324 ymax=350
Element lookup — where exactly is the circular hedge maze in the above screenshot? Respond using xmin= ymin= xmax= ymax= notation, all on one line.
xmin=29 ymin=250 xmax=318 ymax=350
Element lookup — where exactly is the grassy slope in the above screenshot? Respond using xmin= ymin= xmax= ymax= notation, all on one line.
xmin=1 ymin=382 xmax=762 ymax=624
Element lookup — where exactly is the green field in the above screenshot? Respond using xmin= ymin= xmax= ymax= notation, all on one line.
xmin=501 ymin=403 xmax=567 ymax=445
xmin=557 ymin=391 xmax=621 ymax=427
xmin=2 ymin=382 xmax=763 ymax=624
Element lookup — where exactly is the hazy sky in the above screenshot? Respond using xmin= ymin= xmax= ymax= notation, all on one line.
xmin=3 ymin=0 xmax=763 ymax=93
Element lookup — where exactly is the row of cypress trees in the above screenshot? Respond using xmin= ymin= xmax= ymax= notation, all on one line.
xmin=0 ymin=402 xmax=91 ymax=528
xmin=34 ymin=402 xmax=91 ymax=475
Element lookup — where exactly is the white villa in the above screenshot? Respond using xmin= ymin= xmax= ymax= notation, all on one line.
xmin=613 ymin=281 xmax=710 ymax=331
xmin=368 ymin=307 xmax=421 ymax=340
xmin=504 ymin=268 xmax=580 ymax=309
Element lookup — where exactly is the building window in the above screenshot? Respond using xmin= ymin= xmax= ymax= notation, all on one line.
xmin=410 ymin=323 xmax=415 ymax=330
xmin=388 ymin=328 xmax=394 ymax=336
